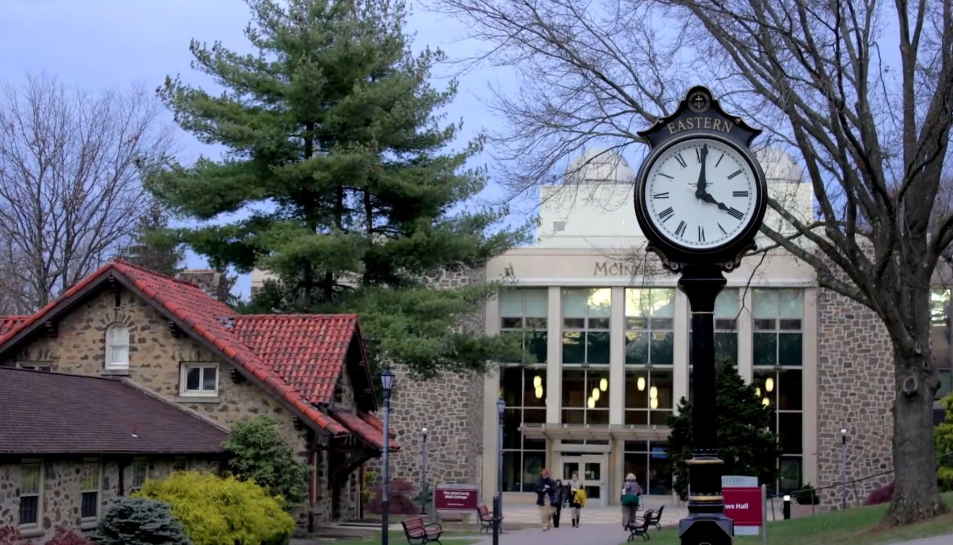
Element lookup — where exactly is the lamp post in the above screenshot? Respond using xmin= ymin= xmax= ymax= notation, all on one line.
xmin=493 ymin=398 xmax=505 ymax=545
xmin=840 ymin=427 xmax=848 ymax=510
xmin=420 ymin=427 xmax=429 ymax=515
xmin=381 ymin=367 xmax=395 ymax=545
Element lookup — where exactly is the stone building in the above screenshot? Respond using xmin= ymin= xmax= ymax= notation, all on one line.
xmin=0 ymin=260 xmax=397 ymax=538
xmin=251 ymin=147 xmax=953 ymax=511
xmin=0 ymin=367 xmax=227 ymax=542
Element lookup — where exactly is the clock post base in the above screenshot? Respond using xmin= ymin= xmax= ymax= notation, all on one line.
xmin=679 ymin=513 xmax=734 ymax=545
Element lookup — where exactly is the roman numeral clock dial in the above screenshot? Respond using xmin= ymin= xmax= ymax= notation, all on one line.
xmin=643 ymin=138 xmax=757 ymax=250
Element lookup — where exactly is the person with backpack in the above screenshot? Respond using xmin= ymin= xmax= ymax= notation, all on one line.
xmin=568 ymin=471 xmax=585 ymax=527
xmin=621 ymin=473 xmax=643 ymax=530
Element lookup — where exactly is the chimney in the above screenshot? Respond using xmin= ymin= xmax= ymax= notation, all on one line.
xmin=175 ymin=270 xmax=223 ymax=301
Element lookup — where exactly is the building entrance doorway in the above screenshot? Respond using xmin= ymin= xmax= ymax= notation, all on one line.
xmin=561 ymin=455 xmax=607 ymax=507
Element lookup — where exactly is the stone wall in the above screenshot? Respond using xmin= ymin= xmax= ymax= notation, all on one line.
xmin=0 ymin=286 xmax=359 ymax=527
xmin=815 ymin=288 xmax=895 ymax=508
xmin=366 ymin=269 xmax=488 ymax=502
xmin=0 ymin=456 xmax=217 ymax=542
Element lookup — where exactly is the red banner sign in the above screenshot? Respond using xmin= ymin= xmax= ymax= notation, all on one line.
xmin=722 ymin=487 xmax=763 ymax=527
xmin=433 ymin=487 xmax=479 ymax=511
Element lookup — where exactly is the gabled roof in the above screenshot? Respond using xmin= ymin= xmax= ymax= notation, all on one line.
xmin=0 ymin=367 xmax=228 ymax=454
xmin=232 ymin=314 xmax=373 ymax=407
xmin=0 ymin=260 xmax=397 ymax=452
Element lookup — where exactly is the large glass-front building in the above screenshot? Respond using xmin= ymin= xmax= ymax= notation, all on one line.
xmin=482 ymin=147 xmax=822 ymax=506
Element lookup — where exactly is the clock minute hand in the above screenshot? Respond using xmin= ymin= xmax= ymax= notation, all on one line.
xmin=694 ymin=144 xmax=709 ymax=198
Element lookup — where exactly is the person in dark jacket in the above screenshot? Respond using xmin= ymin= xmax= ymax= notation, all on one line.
xmin=536 ymin=469 xmax=557 ymax=531
xmin=551 ymin=479 xmax=569 ymax=528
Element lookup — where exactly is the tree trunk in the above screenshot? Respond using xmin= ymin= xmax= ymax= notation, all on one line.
xmin=887 ymin=353 xmax=949 ymax=525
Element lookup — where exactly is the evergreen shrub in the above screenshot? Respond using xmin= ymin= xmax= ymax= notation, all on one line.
xmin=87 ymin=496 xmax=189 ymax=545
xmin=222 ymin=415 xmax=309 ymax=508
xmin=136 ymin=471 xmax=294 ymax=545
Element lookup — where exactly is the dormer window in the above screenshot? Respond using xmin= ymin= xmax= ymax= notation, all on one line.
xmin=105 ymin=324 xmax=130 ymax=370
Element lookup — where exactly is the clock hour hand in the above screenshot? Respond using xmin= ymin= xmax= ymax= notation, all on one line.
xmin=694 ymin=144 xmax=709 ymax=198
xmin=699 ymin=191 xmax=730 ymax=212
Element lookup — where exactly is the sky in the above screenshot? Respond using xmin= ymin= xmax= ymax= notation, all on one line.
xmin=0 ymin=0 xmax=518 ymax=299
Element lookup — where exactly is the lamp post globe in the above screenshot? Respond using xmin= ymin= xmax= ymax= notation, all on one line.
xmin=380 ymin=367 xmax=396 ymax=545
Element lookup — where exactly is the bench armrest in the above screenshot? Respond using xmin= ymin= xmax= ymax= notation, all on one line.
xmin=425 ymin=523 xmax=443 ymax=530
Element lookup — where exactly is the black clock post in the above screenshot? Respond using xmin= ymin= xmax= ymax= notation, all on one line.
xmin=632 ymin=86 xmax=768 ymax=545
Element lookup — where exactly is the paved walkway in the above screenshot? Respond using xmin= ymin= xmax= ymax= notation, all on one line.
xmin=467 ymin=503 xmax=686 ymax=545
xmin=472 ymin=522 xmax=631 ymax=545
xmin=889 ymin=535 xmax=953 ymax=545
xmin=493 ymin=504 xmax=685 ymax=526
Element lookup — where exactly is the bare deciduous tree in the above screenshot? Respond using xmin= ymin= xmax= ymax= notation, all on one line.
xmin=435 ymin=0 xmax=953 ymax=525
xmin=0 ymin=74 xmax=175 ymax=312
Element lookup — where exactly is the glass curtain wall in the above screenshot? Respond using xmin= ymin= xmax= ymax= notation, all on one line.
xmin=499 ymin=288 xmax=548 ymax=492
xmin=562 ymin=288 xmax=611 ymax=364
xmin=624 ymin=288 xmax=675 ymax=493
xmin=561 ymin=288 xmax=611 ymax=445
xmin=752 ymin=288 xmax=804 ymax=493
xmin=623 ymin=441 xmax=673 ymax=495
xmin=931 ymin=290 xmax=953 ymax=400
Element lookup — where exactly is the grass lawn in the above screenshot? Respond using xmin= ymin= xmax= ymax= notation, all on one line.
xmin=327 ymin=529 xmax=481 ymax=545
xmin=620 ymin=492 xmax=953 ymax=545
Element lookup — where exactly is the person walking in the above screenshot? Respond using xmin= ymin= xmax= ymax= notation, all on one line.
xmin=536 ymin=469 xmax=557 ymax=531
xmin=551 ymin=478 xmax=569 ymax=528
xmin=621 ymin=473 xmax=643 ymax=530
xmin=567 ymin=471 xmax=585 ymax=527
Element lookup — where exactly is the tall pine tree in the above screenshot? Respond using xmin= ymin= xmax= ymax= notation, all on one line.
xmin=666 ymin=360 xmax=782 ymax=499
xmin=148 ymin=0 xmax=527 ymax=377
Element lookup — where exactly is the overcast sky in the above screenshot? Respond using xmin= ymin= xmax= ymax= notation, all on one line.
xmin=0 ymin=0 xmax=516 ymax=298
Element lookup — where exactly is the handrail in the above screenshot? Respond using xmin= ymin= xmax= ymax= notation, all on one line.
xmin=764 ymin=451 xmax=953 ymax=519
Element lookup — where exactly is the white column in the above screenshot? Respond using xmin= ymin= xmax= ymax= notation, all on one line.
xmin=673 ymin=289 xmax=690 ymax=406
xmin=546 ymin=287 xmax=562 ymax=424
xmin=482 ymin=296 xmax=501 ymax=502
xmin=610 ymin=287 xmax=625 ymax=425
xmin=738 ymin=287 xmax=754 ymax=383
xmin=802 ymin=287 xmax=819 ymax=487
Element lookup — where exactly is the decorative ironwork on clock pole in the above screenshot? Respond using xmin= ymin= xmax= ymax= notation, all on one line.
xmin=632 ymin=86 xmax=768 ymax=545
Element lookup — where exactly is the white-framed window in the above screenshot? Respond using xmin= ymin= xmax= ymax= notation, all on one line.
xmin=18 ymin=463 xmax=41 ymax=528
xmin=80 ymin=462 xmax=101 ymax=521
xmin=180 ymin=363 xmax=219 ymax=396
xmin=105 ymin=323 xmax=130 ymax=370
xmin=131 ymin=460 xmax=148 ymax=491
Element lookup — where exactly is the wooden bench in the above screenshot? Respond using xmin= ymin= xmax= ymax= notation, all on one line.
xmin=401 ymin=517 xmax=444 ymax=544
xmin=476 ymin=504 xmax=504 ymax=533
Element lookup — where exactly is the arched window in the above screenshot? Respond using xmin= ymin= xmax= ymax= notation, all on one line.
xmin=105 ymin=324 xmax=130 ymax=370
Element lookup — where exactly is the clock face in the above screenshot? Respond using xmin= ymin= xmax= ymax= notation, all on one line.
xmin=642 ymin=137 xmax=758 ymax=250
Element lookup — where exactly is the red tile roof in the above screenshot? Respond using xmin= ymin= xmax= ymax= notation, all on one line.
xmin=0 ymin=367 xmax=228 ymax=454
xmin=329 ymin=410 xmax=396 ymax=451
xmin=0 ymin=316 xmax=28 ymax=337
xmin=232 ymin=315 xmax=357 ymax=406
xmin=359 ymin=411 xmax=398 ymax=440
xmin=0 ymin=259 xmax=397 ymax=452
